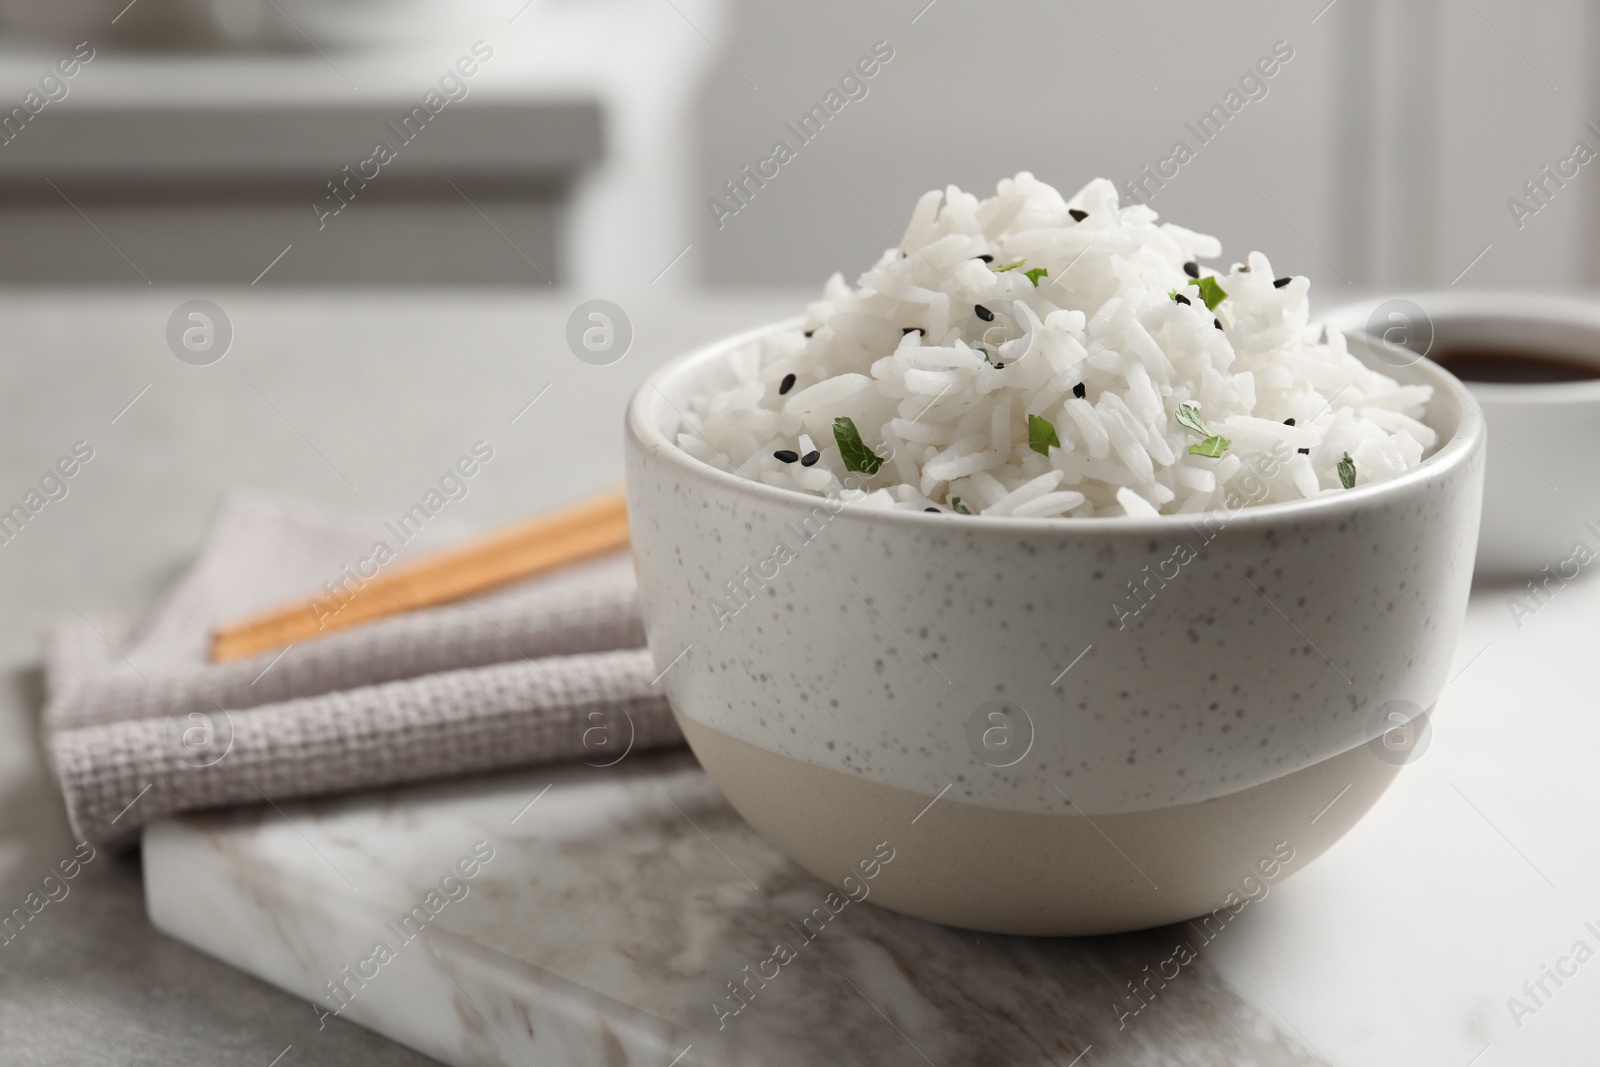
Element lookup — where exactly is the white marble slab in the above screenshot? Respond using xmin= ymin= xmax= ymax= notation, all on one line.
xmin=144 ymin=575 xmax=1600 ymax=1066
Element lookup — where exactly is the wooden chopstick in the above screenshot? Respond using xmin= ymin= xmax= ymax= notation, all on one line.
xmin=210 ymin=491 xmax=630 ymax=662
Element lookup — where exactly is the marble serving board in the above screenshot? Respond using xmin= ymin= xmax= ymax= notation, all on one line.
xmin=145 ymin=579 xmax=1600 ymax=1067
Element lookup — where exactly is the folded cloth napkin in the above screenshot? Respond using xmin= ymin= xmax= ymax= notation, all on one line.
xmin=43 ymin=491 xmax=680 ymax=848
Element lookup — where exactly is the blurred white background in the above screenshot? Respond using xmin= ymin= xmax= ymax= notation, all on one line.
xmin=0 ymin=0 xmax=1592 ymax=296
xmin=695 ymin=0 xmax=1600 ymax=295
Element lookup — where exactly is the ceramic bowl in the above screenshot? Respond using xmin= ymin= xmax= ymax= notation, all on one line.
xmin=624 ymin=324 xmax=1485 ymax=935
xmin=1325 ymin=291 xmax=1600 ymax=578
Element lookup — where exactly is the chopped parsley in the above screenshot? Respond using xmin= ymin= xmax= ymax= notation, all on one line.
xmin=976 ymin=344 xmax=991 ymax=362
xmin=991 ymin=260 xmax=1047 ymax=285
xmin=1027 ymin=413 xmax=1061 ymax=455
xmin=1193 ymin=276 xmax=1228 ymax=311
xmin=1176 ymin=402 xmax=1209 ymax=437
xmin=1337 ymin=451 xmax=1356 ymax=489
xmin=1176 ymin=400 xmax=1232 ymax=456
xmin=832 ymin=417 xmax=885 ymax=475
xmin=950 ymin=496 xmax=972 ymax=515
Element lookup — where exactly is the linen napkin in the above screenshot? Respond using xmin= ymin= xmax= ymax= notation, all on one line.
xmin=42 ymin=491 xmax=680 ymax=848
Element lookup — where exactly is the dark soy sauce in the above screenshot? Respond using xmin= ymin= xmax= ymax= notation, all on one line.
xmin=1431 ymin=346 xmax=1600 ymax=384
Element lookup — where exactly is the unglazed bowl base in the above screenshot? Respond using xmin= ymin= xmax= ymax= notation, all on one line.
xmin=678 ymin=713 xmax=1407 ymax=936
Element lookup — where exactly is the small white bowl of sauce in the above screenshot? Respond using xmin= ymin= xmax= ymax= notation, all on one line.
xmin=1326 ymin=291 xmax=1600 ymax=577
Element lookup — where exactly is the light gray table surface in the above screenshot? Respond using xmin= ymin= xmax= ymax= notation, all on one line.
xmin=9 ymin=287 xmax=1596 ymax=1067
xmin=0 ymin=287 xmax=800 ymax=1065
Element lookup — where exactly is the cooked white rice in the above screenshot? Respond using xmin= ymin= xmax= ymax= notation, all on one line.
xmin=676 ymin=173 xmax=1436 ymax=518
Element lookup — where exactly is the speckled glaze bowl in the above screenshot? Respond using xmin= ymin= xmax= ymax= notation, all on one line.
xmin=625 ymin=324 xmax=1485 ymax=935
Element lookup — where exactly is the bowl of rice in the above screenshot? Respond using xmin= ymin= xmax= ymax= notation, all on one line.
xmin=624 ymin=174 xmax=1485 ymax=935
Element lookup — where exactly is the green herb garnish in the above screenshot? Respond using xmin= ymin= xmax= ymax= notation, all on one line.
xmin=1177 ymin=401 xmax=1228 ymax=457
xmin=1188 ymin=435 xmax=1231 ymax=458
xmin=833 ymin=417 xmax=885 ymax=475
xmin=1027 ymin=413 xmax=1061 ymax=455
xmin=1193 ymin=276 xmax=1228 ymax=311
xmin=950 ymin=497 xmax=972 ymax=515
xmin=1024 ymin=267 xmax=1049 ymax=287
xmin=993 ymin=259 xmax=1026 ymax=272
xmin=976 ymin=345 xmax=991 ymax=362
xmin=1337 ymin=451 xmax=1356 ymax=489
xmin=1176 ymin=402 xmax=1209 ymax=437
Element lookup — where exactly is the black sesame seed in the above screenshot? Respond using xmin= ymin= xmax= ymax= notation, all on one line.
xmin=1214 ymin=318 xmax=1224 ymax=330
xmin=925 ymin=507 xmax=940 ymax=513
xmin=1298 ymin=447 xmax=1310 ymax=455
xmin=1184 ymin=261 xmax=1200 ymax=278
xmin=803 ymin=329 xmax=815 ymax=338
xmin=1174 ymin=293 xmax=1191 ymax=306
xmin=778 ymin=373 xmax=796 ymax=395
xmin=1069 ymin=208 xmax=1088 ymax=222
xmin=1273 ymin=277 xmax=1292 ymax=289
xmin=1283 ymin=417 xmax=1296 ymax=426
xmin=902 ymin=326 xmax=920 ymax=335
xmin=1073 ymin=382 xmax=1087 ymax=399
xmin=993 ymin=362 xmax=1006 ymax=370
xmin=774 ymin=450 xmax=799 ymax=463
xmin=977 ymin=254 xmax=994 ymax=263
xmin=974 ymin=304 xmax=994 ymax=321
xmin=800 ymin=450 xmax=820 ymax=466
